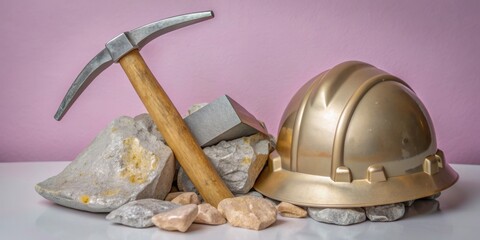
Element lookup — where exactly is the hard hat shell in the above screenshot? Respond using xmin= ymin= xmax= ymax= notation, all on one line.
xmin=254 ymin=61 xmax=458 ymax=207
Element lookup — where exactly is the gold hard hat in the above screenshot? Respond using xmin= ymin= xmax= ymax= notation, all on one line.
xmin=254 ymin=61 xmax=458 ymax=207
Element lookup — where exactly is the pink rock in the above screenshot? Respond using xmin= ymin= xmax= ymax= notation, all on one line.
xmin=170 ymin=192 xmax=201 ymax=205
xmin=151 ymin=204 xmax=198 ymax=232
xmin=218 ymin=196 xmax=277 ymax=230
xmin=276 ymin=202 xmax=307 ymax=218
xmin=195 ymin=203 xmax=226 ymax=225
xmin=165 ymin=192 xmax=183 ymax=201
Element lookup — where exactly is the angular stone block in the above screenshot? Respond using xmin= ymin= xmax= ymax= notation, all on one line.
xmin=184 ymin=95 xmax=268 ymax=147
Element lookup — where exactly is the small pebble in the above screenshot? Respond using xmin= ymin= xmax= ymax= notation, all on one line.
xmin=194 ymin=203 xmax=227 ymax=225
xmin=171 ymin=192 xmax=201 ymax=205
xmin=277 ymin=202 xmax=307 ymax=218
xmin=218 ymin=196 xmax=277 ymax=230
xmin=151 ymin=204 xmax=198 ymax=232
xmin=308 ymin=207 xmax=366 ymax=226
xmin=165 ymin=192 xmax=183 ymax=201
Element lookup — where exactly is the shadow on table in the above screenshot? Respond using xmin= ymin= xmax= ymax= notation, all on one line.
xmin=438 ymin=178 xmax=474 ymax=211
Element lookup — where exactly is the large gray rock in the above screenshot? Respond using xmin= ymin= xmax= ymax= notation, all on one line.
xmin=35 ymin=115 xmax=175 ymax=212
xmin=365 ymin=203 xmax=405 ymax=222
xmin=177 ymin=133 xmax=270 ymax=194
xmin=106 ymin=199 xmax=179 ymax=228
xmin=308 ymin=207 xmax=366 ymax=226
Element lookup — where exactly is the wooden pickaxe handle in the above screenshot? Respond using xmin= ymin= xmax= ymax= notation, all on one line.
xmin=119 ymin=49 xmax=233 ymax=207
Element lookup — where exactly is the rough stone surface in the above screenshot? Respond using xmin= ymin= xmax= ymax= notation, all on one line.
xmin=277 ymin=202 xmax=307 ymax=218
xmin=35 ymin=115 xmax=175 ymax=212
xmin=170 ymin=192 xmax=201 ymax=205
xmin=365 ymin=203 xmax=405 ymax=222
xmin=105 ymin=199 xmax=179 ymax=228
xmin=152 ymin=204 xmax=198 ymax=232
xmin=178 ymin=134 xmax=270 ymax=194
xmin=218 ymin=196 xmax=277 ymax=230
xmin=133 ymin=113 xmax=164 ymax=142
xmin=195 ymin=203 xmax=227 ymax=225
xmin=308 ymin=207 xmax=366 ymax=226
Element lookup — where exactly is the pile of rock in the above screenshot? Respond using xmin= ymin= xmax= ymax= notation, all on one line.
xmin=104 ymin=190 xmax=306 ymax=231
xmin=107 ymin=189 xmax=438 ymax=231
xmin=36 ymin=106 xmax=441 ymax=232
xmin=307 ymin=203 xmax=406 ymax=226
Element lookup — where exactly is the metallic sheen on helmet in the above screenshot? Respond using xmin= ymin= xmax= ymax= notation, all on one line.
xmin=254 ymin=61 xmax=458 ymax=207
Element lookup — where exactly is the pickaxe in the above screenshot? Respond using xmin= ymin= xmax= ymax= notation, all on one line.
xmin=54 ymin=11 xmax=233 ymax=207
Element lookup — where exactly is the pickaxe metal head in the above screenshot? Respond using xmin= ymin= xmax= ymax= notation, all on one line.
xmin=54 ymin=11 xmax=213 ymax=121
xmin=185 ymin=95 xmax=270 ymax=147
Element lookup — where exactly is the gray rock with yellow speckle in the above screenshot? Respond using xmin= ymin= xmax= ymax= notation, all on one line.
xmin=177 ymin=133 xmax=270 ymax=194
xmin=35 ymin=115 xmax=174 ymax=212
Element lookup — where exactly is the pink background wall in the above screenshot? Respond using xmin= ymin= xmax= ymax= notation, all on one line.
xmin=1 ymin=1 xmax=479 ymax=164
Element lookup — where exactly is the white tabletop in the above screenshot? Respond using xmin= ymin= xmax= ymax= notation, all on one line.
xmin=0 ymin=162 xmax=477 ymax=240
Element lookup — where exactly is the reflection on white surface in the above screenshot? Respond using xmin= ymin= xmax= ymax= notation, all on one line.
xmin=35 ymin=202 xmax=110 ymax=239
xmin=35 ymin=201 xmax=450 ymax=240
xmin=0 ymin=162 xmax=479 ymax=240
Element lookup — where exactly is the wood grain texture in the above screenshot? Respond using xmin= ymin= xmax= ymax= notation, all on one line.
xmin=119 ymin=50 xmax=233 ymax=207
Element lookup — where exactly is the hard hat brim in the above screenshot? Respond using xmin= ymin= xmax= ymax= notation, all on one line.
xmin=254 ymin=151 xmax=459 ymax=208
